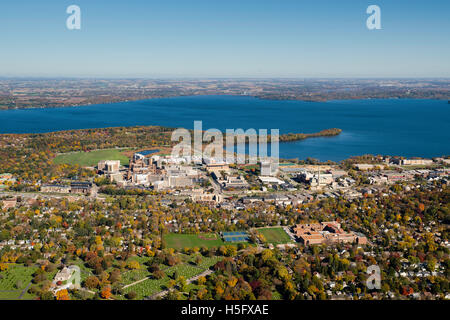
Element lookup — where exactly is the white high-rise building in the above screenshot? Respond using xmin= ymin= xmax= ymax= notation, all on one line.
xmin=260 ymin=160 xmax=279 ymax=177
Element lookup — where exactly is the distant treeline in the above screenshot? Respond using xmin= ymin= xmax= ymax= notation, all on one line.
xmin=219 ymin=128 xmax=342 ymax=144
xmin=276 ymin=128 xmax=342 ymax=142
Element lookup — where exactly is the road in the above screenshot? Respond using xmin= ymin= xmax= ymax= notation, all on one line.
xmin=208 ymin=176 xmax=222 ymax=194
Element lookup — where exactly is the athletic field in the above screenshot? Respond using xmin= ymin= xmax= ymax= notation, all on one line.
xmin=257 ymin=227 xmax=292 ymax=245
xmin=54 ymin=148 xmax=130 ymax=166
xmin=163 ymin=233 xmax=224 ymax=250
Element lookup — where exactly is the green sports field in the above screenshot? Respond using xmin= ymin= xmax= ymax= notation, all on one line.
xmin=54 ymin=148 xmax=130 ymax=167
xmin=257 ymin=227 xmax=292 ymax=245
xmin=163 ymin=233 xmax=224 ymax=250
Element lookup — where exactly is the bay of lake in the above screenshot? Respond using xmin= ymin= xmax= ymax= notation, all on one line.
xmin=0 ymin=95 xmax=448 ymax=161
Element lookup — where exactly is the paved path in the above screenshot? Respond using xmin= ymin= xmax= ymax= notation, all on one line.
xmin=122 ymin=275 xmax=151 ymax=289
xmin=80 ymin=288 xmax=96 ymax=295
xmin=18 ymin=281 xmax=32 ymax=299
xmin=187 ymin=269 xmax=213 ymax=284
xmin=146 ymin=269 xmax=214 ymax=300
xmin=122 ymin=265 xmax=172 ymax=289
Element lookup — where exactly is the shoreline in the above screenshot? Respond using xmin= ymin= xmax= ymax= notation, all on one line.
xmin=0 ymin=94 xmax=448 ymax=112
xmin=1 ymin=125 xmax=448 ymax=163
xmin=0 ymin=97 xmax=447 ymax=162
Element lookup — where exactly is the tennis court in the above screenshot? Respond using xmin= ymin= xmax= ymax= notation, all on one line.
xmin=222 ymin=231 xmax=249 ymax=242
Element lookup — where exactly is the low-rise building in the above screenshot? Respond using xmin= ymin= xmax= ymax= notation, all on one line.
xmin=41 ymin=184 xmax=71 ymax=193
xmin=221 ymin=175 xmax=249 ymax=189
xmin=397 ymin=159 xmax=433 ymax=166
xmin=0 ymin=173 xmax=14 ymax=181
xmin=259 ymin=176 xmax=285 ymax=185
xmin=191 ymin=192 xmax=223 ymax=205
xmin=293 ymin=221 xmax=367 ymax=246
xmin=52 ymin=266 xmax=80 ymax=294
xmin=70 ymin=181 xmax=93 ymax=195
xmin=383 ymin=172 xmax=407 ymax=182
xmin=1 ymin=198 xmax=17 ymax=210
xmin=206 ymin=163 xmax=230 ymax=173
xmin=297 ymin=170 xmax=333 ymax=187
xmin=353 ymin=164 xmax=384 ymax=171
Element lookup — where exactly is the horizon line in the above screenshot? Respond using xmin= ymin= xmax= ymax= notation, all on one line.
xmin=1 ymin=76 xmax=450 ymax=80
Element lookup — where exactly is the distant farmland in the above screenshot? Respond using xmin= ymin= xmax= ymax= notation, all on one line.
xmin=53 ymin=148 xmax=130 ymax=167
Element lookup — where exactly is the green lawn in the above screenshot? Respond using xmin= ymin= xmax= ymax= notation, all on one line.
xmin=0 ymin=264 xmax=37 ymax=300
xmin=257 ymin=227 xmax=292 ymax=245
xmin=272 ymin=290 xmax=283 ymax=300
xmin=122 ymin=264 xmax=206 ymax=299
xmin=187 ymin=255 xmax=221 ymax=270
xmin=128 ymin=255 xmax=151 ymax=265
xmin=165 ymin=264 xmax=203 ymax=279
xmin=121 ymin=269 xmax=151 ymax=286
xmin=53 ymin=148 xmax=130 ymax=167
xmin=163 ymin=233 xmax=224 ymax=250
xmin=123 ymin=276 xmax=169 ymax=299
xmin=66 ymin=258 xmax=94 ymax=281
xmin=0 ymin=291 xmax=21 ymax=300
xmin=120 ymin=253 xmax=221 ymax=300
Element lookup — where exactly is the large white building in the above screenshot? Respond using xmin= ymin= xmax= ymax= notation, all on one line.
xmin=98 ymin=160 xmax=120 ymax=173
xmin=400 ymin=159 xmax=434 ymax=165
xmin=297 ymin=169 xmax=333 ymax=187
xmin=260 ymin=160 xmax=279 ymax=177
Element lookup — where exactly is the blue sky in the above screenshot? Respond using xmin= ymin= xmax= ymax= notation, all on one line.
xmin=0 ymin=0 xmax=449 ymax=77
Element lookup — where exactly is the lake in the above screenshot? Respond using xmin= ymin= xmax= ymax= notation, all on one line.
xmin=0 ymin=95 xmax=448 ymax=161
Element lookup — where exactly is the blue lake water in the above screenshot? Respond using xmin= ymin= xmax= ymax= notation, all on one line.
xmin=0 ymin=95 xmax=448 ymax=161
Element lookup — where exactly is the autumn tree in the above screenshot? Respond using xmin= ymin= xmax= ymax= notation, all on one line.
xmin=85 ymin=275 xmax=100 ymax=289
xmin=56 ymin=289 xmax=70 ymax=300
xmin=101 ymin=286 xmax=112 ymax=299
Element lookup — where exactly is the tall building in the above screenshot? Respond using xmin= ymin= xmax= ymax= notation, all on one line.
xmin=98 ymin=160 xmax=120 ymax=173
xmin=260 ymin=160 xmax=279 ymax=177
